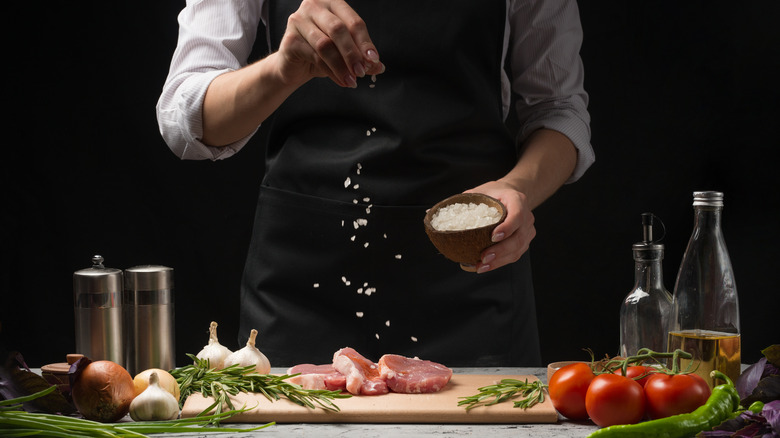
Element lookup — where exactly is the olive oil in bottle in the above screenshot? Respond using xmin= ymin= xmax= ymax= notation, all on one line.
xmin=667 ymin=330 xmax=741 ymax=387
xmin=669 ymin=192 xmax=740 ymax=387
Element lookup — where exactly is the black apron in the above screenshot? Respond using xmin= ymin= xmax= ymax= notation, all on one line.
xmin=238 ymin=0 xmax=541 ymax=367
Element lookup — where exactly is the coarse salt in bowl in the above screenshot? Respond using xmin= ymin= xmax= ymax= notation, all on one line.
xmin=423 ymin=193 xmax=507 ymax=270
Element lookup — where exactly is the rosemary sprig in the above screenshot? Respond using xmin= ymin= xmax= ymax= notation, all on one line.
xmin=458 ymin=378 xmax=546 ymax=411
xmin=170 ymin=354 xmax=350 ymax=423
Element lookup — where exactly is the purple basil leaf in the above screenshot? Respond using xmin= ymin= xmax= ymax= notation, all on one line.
xmin=764 ymin=363 xmax=780 ymax=379
xmin=743 ymin=375 xmax=780 ymax=406
xmin=764 ymin=400 xmax=780 ymax=435
xmin=699 ymin=431 xmax=740 ymax=437
xmin=731 ymin=422 xmax=763 ymax=437
xmin=738 ymin=358 xmax=767 ymax=400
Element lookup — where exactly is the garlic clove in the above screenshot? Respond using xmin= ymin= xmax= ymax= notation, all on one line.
xmin=223 ymin=329 xmax=271 ymax=374
xmin=129 ymin=371 xmax=180 ymax=421
xmin=196 ymin=321 xmax=233 ymax=369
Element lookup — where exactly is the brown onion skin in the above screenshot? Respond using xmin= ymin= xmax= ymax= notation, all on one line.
xmin=72 ymin=360 xmax=136 ymax=422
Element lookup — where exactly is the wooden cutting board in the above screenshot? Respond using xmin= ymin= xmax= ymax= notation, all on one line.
xmin=181 ymin=374 xmax=558 ymax=424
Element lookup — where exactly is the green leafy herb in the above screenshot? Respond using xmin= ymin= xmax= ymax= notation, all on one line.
xmin=458 ymin=378 xmax=546 ymax=410
xmin=0 ymin=386 xmax=274 ymax=437
xmin=171 ymin=354 xmax=350 ymax=422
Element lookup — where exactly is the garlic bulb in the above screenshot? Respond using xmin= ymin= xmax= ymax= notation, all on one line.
xmin=223 ymin=329 xmax=271 ymax=374
xmin=129 ymin=371 xmax=180 ymax=421
xmin=196 ymin=321 xmax=232 ymax=369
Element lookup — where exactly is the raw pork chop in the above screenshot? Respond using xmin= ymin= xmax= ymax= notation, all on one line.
xmin=378 ymin=354 xmax=452 ymax=393
xmin=286 ymin=364 xmax=347 ymax=391
xmin=332 ymin=347 xmax=389 ymax=395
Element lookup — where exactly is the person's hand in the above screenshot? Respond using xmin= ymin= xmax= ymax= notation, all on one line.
xmin=278 ymin=0 xmax=385 ymax=88
xmin=462 ymin=181 xmax=536 ymax=273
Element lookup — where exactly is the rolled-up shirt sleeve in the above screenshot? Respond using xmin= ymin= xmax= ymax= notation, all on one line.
xmin=156 ymin=0 xmax=265 ymax=160
xmin=507 ymin=0 xmax=595 ymax=183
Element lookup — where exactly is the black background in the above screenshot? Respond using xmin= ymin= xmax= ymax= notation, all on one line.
xmin=3 ymin=2 xmax=778 ymax=370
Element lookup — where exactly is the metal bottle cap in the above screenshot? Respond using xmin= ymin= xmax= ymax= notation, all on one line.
xmin=73 ymin=255 xmax=123 ymax=306
xmin=693 ymin=191 xmax=724 ymax=207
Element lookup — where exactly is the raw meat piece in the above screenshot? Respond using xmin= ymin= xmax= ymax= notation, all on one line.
xmin=332 ymin=347 xmax=389 ymax=395
xmin=378 ymin=354 xmax=452 ymax=393
xmin=286 ymin=364 xmax=347 ymax=391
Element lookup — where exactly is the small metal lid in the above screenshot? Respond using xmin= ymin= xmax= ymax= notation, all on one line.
xmin=124 ymin=265 xmax=174 ymax=291
xmin=632 ymin=213 xmax=665 ymax=258
xmin=693 ymin=191 xmax=724 ymax=207
xmin=73 ymin=255 xmax=123 ymax=295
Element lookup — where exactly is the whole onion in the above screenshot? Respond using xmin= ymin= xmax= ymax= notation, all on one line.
xmin=71 ymin=359 xmax=136 ymax=422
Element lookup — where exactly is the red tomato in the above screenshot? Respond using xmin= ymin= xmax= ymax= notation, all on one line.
xmin=548 ymin=362 xmax=595 ymax=420
xmin=585 ymin=374 xmax=646 ymax=428
xmin=613 ymin=365 xmax=657 ymax=387
xmin=643 ymin=373 xmax=711 ymax=419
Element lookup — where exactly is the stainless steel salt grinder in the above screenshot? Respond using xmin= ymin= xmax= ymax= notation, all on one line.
xmin=123 ymin=265 xmax=175 ymax=376
xmin=73 ymin=255 xmax=125 ymax=366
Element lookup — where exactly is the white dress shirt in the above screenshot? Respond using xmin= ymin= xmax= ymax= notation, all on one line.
xmin=156 ymin=0 xmax=594 ymax=182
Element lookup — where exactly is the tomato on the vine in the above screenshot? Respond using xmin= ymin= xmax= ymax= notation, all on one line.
xmin=585 ymin=374 xmax=646 ymax=427
xmin=613 ymin=365 xmax=656 ymax=387
xmin=643 ymin=372 xmax=711 ymax=419
xmin=548 ymin=362 xmax=595 ymax=420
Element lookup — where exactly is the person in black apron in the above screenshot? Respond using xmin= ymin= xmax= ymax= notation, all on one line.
xmin=158 ymin=0 xmax=593 ymax=367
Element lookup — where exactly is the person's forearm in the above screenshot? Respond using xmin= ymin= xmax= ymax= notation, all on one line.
xmin=201 ymin=52 xmax=308 ymax=147
xmin=499 ymin=128 xmax=578 ymax=210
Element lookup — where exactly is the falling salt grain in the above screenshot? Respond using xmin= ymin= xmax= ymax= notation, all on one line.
xmin=371 ymin=127 xmax=376 ymax=132
xmin=365 ymin=287 xmax=376 ymax=296
xmin=353 ymin=184 xmax=360 ymax=189
xmin=385 ymin=320 xmax=390 ymax=327
xmin=364 ymin=242 xmax=369 ymax=248
xmin=371 ymin=75 xmax=377 ymax=83
xmin=375 ymin=334 xmax=380 ymax=340
xmin=344 ymin=177 xmax=351 ymax=188
xmin=350 ymin=235 xmax=356 ymax=241
xmin=411 ymin=337 xmax=418 ymax=342
xmin=363 ymin=197 xmax=370 ymax=202
xmin=313 ymin=283 xmax=319 ymax=288
xmin=363 ymin=282 xmax=369 ymax=287
xmin=366 ymin=130 xmax=371 ymax=136
xmin=341 ymin=220 xmax=345 ymax=227
xmin=394 ymin=254 xmax=402 ymax=260
xmin=357 ymin=288 xmax=363 ymax=294
xmin=353 ymin=199 xmax=358 ymax=204
xmin=356 ymin=312 xmax=364 ymax=318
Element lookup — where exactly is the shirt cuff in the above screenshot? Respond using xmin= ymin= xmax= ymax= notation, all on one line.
xmin=520 ymin=111 xmax=594 ymax=184
xmin=159 ymin=69 xmax=256 ymax=161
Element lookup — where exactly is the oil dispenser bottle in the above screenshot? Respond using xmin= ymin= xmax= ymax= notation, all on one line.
xmin=619 ymin=213 xmax=672 ymax=358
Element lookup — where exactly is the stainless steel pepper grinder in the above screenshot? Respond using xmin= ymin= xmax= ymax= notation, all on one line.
xmin=123 ymin=264 xmax=175 ymax=376
xmin=73 ymin=255 xmax=125 ymax=366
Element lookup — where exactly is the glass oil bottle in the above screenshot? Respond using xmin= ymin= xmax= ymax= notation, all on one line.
xmin=669 ymin=191 xmax=741 ymax=387
xmin=620 ymin=213 xmax=672 ymax=359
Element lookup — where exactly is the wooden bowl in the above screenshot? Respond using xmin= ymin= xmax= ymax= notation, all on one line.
xmin=423 ymin=193 xmax=507 ymax=268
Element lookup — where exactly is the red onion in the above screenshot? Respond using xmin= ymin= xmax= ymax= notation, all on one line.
xmin=70 ymin=359 xmax=136 ymax=422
